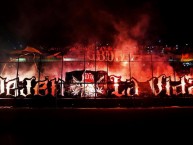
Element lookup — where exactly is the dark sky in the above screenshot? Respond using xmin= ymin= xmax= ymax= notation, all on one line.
xmin=0 ymin=0 xmax=193 ymax=48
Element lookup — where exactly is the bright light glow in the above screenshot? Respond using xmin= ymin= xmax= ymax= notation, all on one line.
xmin=122 ymin=62 xmax=128 ymax=66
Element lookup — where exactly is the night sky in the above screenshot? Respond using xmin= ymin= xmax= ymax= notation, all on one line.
xmin=0 ymin=0 xmax=193 ymax=49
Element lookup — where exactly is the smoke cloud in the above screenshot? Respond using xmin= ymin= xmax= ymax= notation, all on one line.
xmin=1 ymin=0 xmax=160 ymax=48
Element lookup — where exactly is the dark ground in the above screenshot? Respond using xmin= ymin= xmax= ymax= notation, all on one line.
xmin=0 ymin=107 xmax=193 ymax=144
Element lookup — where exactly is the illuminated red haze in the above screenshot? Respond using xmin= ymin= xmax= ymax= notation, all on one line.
xmin=1 ymin=12 xmax=192 ymax=97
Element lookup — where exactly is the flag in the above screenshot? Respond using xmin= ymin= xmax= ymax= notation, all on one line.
xmin=22 ymin=46 xmax=42 ymax=54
